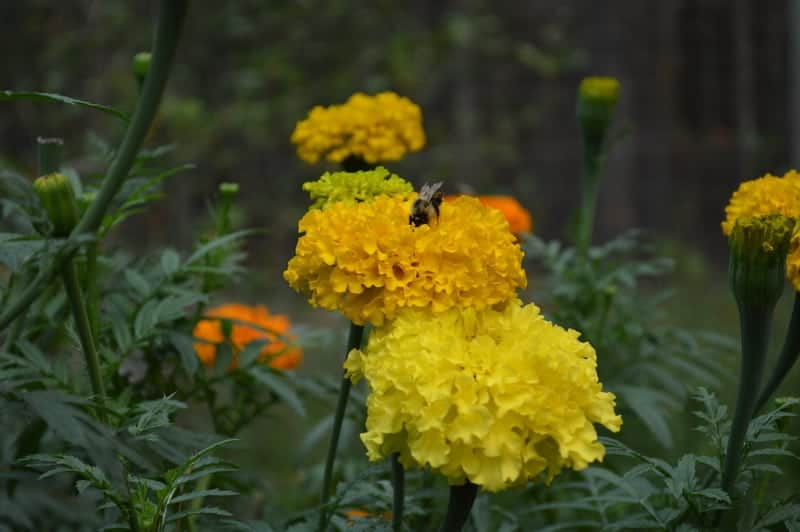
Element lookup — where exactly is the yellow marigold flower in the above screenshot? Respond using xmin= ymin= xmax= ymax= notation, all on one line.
xmin=721 ymin=170 xmax=800 ymax=235
xmin=193 ymin=303 xmax=302 ymax=371
xmin=284 ymin=195 xmax=526 ymax=325
xmin=445 ymin=195 xmax=533 ymax=235
xmin=290 ymin=91 xmax=425 ymax=165
xmin=303 ymin=167 xmax=413 ymax=210
xmin=344 ymin=300 xmax=621 ymax=492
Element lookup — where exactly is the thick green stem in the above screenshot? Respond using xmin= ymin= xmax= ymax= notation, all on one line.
xmin=576 ymin=134 xmax=605 ymax=258
xmin=721 ymin=304 xmax=773 ymax=495
xmin=391 ymin=453 xmax=404 ymax=532
xmin=62 ymin=259 xmax=106 ymax=418
xmin=318 ymin=323 xmax=364 ymax=531
xmin=438 ymin=482 xmax=479 ymax=532
xmin=756 ymin=293 xmax=800 ymax=413
xmin=0 ymin=0 xmax=187 ymax=332
xmin=86 ymin=241 xmax=100 ymax=338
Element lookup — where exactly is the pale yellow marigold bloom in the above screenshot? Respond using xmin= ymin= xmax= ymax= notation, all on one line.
xmin=290 ymin=92 xmax=425 ymax=165
xmin=722 ymin=170 xmax=800 ymax=235
xmin=283 ymin=195 xmax=526 ymax=325
xmin=344 ymin=300 xmax=622 ymax=492
xmin=302 ymin=167 xmax=413 ymax=210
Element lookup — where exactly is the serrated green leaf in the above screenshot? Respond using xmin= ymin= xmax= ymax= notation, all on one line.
xmin=170 ymin=332 xmax=199 ymax=374
xmin=1 ymin=90 xmax=129 ymax=121
xmin=168 ymin=489 xmax=238 ymax=504
xmin=186 ymin=229 xmax=256 ymax=266
xmin=161 ymin=248 xmax=181 ymax=276
xmin=125 ymin=269 xmax=151 ymax=297
xmin=250 ymin=368 xmax=306 ymax=417
xmin=165 ymin=506 xmax=232 ymax=523
xmin=755 ymin=503 xmax=800 ymax=528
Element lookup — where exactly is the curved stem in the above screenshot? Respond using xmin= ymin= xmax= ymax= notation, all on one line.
xmin=438 ymin=482 xmax=479 ymax=532
xmin=391 ymin=453 xmax=404 ymax=532
xmin=755 ymin=292 xmax=800 ymax=413
xmin=0 ymin=0 xmax=187 ymax=332
xmin=721 ymin=303 xmax=773 ymax=495
xmin=318 ymin=323 xmax=364 ymax=532
xmin=62 ymin=259 xmax=106 ymax=419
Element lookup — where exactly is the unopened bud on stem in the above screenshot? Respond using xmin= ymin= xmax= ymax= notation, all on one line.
xmin=33 ymin=173 xmax=80 ymax=237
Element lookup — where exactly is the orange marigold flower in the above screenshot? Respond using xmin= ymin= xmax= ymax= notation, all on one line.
xmin=193 ymin=303 xmax=302 ymax=371
xmin=445 ymin=194 xmax=533 ymax=235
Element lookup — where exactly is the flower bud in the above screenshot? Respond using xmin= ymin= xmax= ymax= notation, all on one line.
xmin=729 ymin=215 xmax=795 ymax=309
xmin=577 ymin=76 xmax=620 ymax=141
xmin=132 ymin=52 xmax=152 ymax=85
xmin=33 ymin=173 xmax=80 ymax=237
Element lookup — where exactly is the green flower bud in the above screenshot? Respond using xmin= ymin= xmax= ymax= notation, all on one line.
xmin=729 ymin=214 xmax=795 ymax=309
xmin=132 ymin=52 xmax=152 ymax=84
xmin=577 ymin=76 xmax=620 ymax=141
xmin=33 ymin=173 xmax=80 ymax=237
xmin=219 ymin=182 xmax=240 ymax=198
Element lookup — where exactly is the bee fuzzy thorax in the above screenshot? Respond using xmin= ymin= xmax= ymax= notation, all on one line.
xmin=409 ymin=181 xmax=444 ymax=227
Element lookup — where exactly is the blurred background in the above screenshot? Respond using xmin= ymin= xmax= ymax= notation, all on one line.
xmin=2 ymin=0 xmax=797 ymax=322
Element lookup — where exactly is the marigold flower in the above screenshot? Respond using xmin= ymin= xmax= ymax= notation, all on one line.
xmin=303 ymin=167 xmax=413 ymax=210
xmin=290 ymin=91 xmax=425 ymax=165
xmin=344 ymin=300 xmax=621 ymax=492
xmin=446 ymin=195 xmax=533 ymax=235
xmin=722 ymin=170 xmax=800 ymax=235
xmin=193 ymin=303 xmax=302 ymax=370
xmin=284 ymin=195 xmax=527 ymax=325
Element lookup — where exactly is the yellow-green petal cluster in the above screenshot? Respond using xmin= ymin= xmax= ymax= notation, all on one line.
xmin=283 ymin=195 xmax=526 ymax=325
xmin=290 ymin=91 xmax=425 ymax=165
xmin=344 ymin=301 xmax=622 ymax=492
xmin=302 ymin=167 xmax=413 ymax=210
xmin=722 ymin=170 xmax=800 ymax=235
xmin=578 ymin=77 xmax=621 ymax=105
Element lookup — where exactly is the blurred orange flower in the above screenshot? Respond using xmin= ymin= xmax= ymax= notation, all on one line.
xmin=343 ymin=509 xmax=391 ymax=524
xmin=193 ymin=303 xmax=302 ymax=371
xmin=445 ymin=195 xmax=532 ymax=235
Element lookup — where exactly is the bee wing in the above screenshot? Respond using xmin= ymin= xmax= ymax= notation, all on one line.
xmin=419 ymin=181 xmax=444 ymax=200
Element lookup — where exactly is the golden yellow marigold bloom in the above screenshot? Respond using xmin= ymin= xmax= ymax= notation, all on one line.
xmin=446 ymin=195 xmax=533 ymax=235
xmin=303 ymin=167 xmax=413 ymax=210
xmin=721 ymin=170 xmax=800 ymax=235
xmin=344 ymin=301 xmax=622 ymax=492
xmin=193 ymin=303 xmax=302 ymax=371
xmin=290 ymin=91 xmax=425 ymax=165
xmin=284 ymin=195 xmax=527 ymax=325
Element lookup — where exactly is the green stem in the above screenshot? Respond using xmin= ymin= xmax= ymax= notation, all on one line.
xmin=438 ymin=482 xmax=479 ymax=532
xmin=576 ymin=133 xmax=605 ymax=258
xmin=391 ymin=453 xmax=404 ymax=532
xmin=0 ymin=0 xmax=187 ymax=332
xmin=318 ymin=322 xmax=364 ymax=532
xmin=86 ymin=241 xmax=100 ymax=339
xmin=755 ymin=292 xmax=800 ymax=413
xmin=721 ymin=303 xmax=773 ymax=495
xmin=62 ymin=259 xmax=106 ymax=419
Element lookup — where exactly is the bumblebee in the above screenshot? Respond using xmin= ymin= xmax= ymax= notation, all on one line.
xmin=409 ymin=182 xmax=444 ymax=227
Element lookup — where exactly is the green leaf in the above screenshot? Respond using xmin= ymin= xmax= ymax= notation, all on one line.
xmin=168 ymin=489 xmax=238 ymax=504
xmin=165 ymin=506 xmax=232 ymax=523
xmin=125 ymin=268 xmax=151 ymax=297
xmin=169 ymin=332 xmax=200 ymax=374
xmin=249 ymin=367 xmax=306 ymax=417
xmin=755 ymin=503 xmax=800 ymax=528
xmin=161 ymin=248 xmax=181 ymax=276
xmin=1 ymin=90 xmax=129 ymax=121
xmin=186 ymin=229 xmax=257 ymax=266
